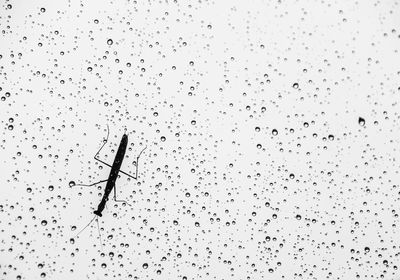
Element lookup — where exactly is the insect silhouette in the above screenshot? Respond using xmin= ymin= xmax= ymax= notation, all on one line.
xmin=72 ymin=125 xmax=147 ymax=247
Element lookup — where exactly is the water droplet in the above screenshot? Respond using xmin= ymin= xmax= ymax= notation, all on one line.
xmin=358 ymin=117 xmax=365 ymax=126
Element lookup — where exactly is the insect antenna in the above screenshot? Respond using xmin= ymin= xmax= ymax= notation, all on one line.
xmin=73 ymin=215 xmax=97 ymax=239
xmin=96 ymin=218 xmax=103 ymax=250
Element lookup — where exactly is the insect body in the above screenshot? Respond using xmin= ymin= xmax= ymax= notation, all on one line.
xmin=93 ymin=133 xmax=128 ymax=217
xmin=72 ymin=125 xmax=146 ymax=245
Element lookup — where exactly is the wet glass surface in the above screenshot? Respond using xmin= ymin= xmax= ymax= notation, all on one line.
xmin=1 ymin=0 xmax=400 ymax=279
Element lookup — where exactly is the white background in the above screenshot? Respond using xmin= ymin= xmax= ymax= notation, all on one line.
xmin=1 ymin=0 xmax=400 ymax=279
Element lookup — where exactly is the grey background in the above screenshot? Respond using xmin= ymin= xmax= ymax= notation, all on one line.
xmin=1 ymin=0 xmax=400 ymax=279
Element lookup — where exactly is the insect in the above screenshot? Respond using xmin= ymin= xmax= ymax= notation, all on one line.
xmin=72 ymin=125 xmax=147 ymax=247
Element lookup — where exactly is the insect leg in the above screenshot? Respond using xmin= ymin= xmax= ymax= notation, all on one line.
xmin=94 ymin=124 xmax=110 ymax=158
xmin=94 ymin=158 xmax=113 ymax=169
xmin=74 ymin=125 xmax=112 ymax=187
xmin=120 ymin=146 xmax=147 ymax=180
xmin=113 ymin=184 xmax=132 ymax=206
xmin=135 ymin=146 xmax=147 ymax=178
xmin=93 ymin=124 xmax=113 ymax=168
xmin=73 ymin=179 xmax=108 ymax=187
